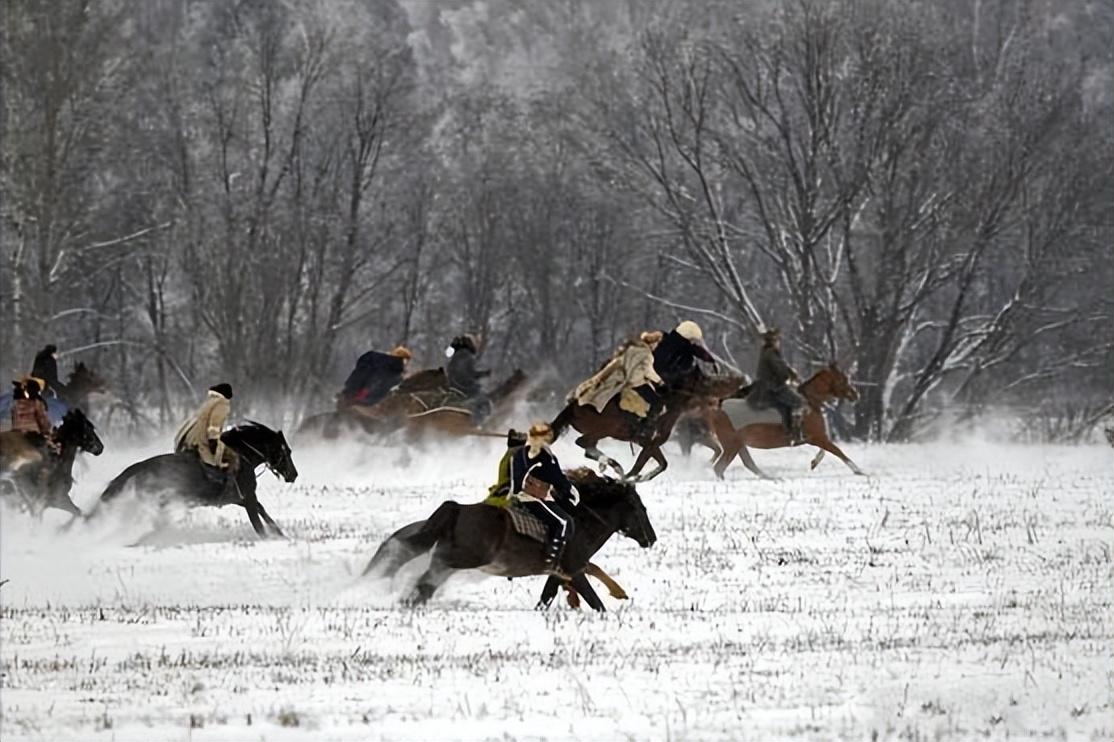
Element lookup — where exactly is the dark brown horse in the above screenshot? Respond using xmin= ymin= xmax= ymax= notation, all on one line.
xmin=362 ymin=470 xmax=656 ymax=611
xmin=709 ymin=363 xmax=865 ymax=479
xmin=548 ymin=370 xmax=742 ymax=482
xmin=297 ymin=369 xmax=528 ymax=442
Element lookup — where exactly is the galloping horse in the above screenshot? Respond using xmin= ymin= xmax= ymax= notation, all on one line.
xmin=92 ymin=422 xmax=297 ymax=537
xmin=709 ymin=363 xmax=865 ymax=479
xmin=549 ymin=370 xmax=741 ymax=481
xmin=363 ymin=470 xmax=656 ymax=611
xmin=0 ymin=362 xmax=107 ymax=430
xmin=0 ymin=408 xmax=104 ymax=516
xmin=297 ymin=369 xmax=528 ymax=442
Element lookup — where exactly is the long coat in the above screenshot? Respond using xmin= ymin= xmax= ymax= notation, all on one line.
xmin=653 ymin=330 xmax=715 ymax=387
xmin=446 ymin=348 xmax=488 ymax=397
xmin=174 ymin=391 xmax=230 ymax=467
xmin=342 ymin=351 xmax=405 ymax=406
xmin=31 ymin=350 xmax=61 ymax=395
xmin=750 ymin=345 xmax=803 ymax=409
xmin=11 ymin=397 xmax=52 ymax=435
xmin=573 ymin=340 xmax=663 ymax=416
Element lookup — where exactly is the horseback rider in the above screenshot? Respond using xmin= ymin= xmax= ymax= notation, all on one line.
xmin=509 ymin=422 xmax=579 ymax=571
xmin=10 ymin=378 xmax=56 ymax=472
xmin=486 ymin=428 xmax=527 ymax=504
xmin=573 ymin=331 xmax=663 ymax=420
xmin=175 ymin=384 xmax=238 ymax=494
xmin=31 ymin=344 xmax=62 ymax=397
xmin=340 ymin=346 xmax=412 ymax=408
xmin=750 ymin=328 xmax=806 ymax=444
xmin=653 ymin=320 xmax=717 ymax=386
xmin=446 ymin=334 xmax=491 ymax=422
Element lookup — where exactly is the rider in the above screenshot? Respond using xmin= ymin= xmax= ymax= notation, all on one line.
xmin=446 ymin=334 xmax=491 ymax=422
xmin=175 ymin=383 xmax=236 ymax=475
xmin=340 ymin=346 xmax=412 ymax=408
xmin=509 ymin=422 xmax=579 ymax=572
xmin=750 ymin=328 xmax=806 ymax=444
xmin=485 ymin=428 xmax=527 ymax=505
xmin=31 ymin=344 xmax=62 ymax=397
xmin=573 ymin=331 xmax=663 ymax=419
xmin=636 ymin=320 xmax=718 ymax=429
xmin=10 ymin=378 xmax=55 ymax=468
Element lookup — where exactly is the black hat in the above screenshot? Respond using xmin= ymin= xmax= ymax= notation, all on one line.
xmin=209 ymin=383 xmax=233 ymax=399
xmin=506 ymin=428 xmax=527 ymax=447
xmin=44 ymin=344 xmax=57 ymax=354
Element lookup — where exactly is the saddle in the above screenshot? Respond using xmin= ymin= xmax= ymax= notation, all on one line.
xmin=505 ymin=504 xmax=548 ymax=543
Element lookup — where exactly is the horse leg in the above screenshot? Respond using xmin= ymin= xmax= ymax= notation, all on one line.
xmin=406 ymin=548 xmax=454 ymax=606
xmin=242 ymin=499 xmax=267 ymax=537
xmin=810 ymin=450 xmax=827 ymax=470
xmin=569 ymin=572 xmax=605 ymax=612
xmin=255 ymin=502 xmax=286 ymax=538
xmin=627 ymin=444 xmax=667 ymax=482
xmin=576 ymin=435 xmax=624 ymax=478
xmin=563 ymin=584 xmax=581 ymax=609
xmin=812 ymin=438 xmax=866 ymax=476
xmin=712 ymin=437 xmax=739 ymax=479
xmin=735 ymin=442 xmax=775 ymax=481
xmin=586 ymin=562 xmax=628 ymax=600
xmin=536 ymin=575 xmax=562 ymax=610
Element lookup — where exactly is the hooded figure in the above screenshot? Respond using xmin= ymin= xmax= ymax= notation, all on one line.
xmin=175 ymin=384 xmax=233 ymax=468
xmin=445 ymin=335 xmax=491 ymax=422
xmin=573 ymin=331 xmax=663 ymax=417
xmin=31 ymin=345 xmax=61 ymax=396
xmin=341 ymin=346 xmax=411 ymax=407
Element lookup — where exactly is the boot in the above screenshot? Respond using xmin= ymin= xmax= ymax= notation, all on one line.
xmin=544 ymin=538 xmax=570 ymax=579
xmin=789 ymin=414 xmax=805 ymax=446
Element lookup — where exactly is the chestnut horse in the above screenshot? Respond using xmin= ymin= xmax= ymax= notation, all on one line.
xmin=549 ymin=370 xmax=742 ymax=482
xmin=709 ymin=363 xmax=865 ymax=479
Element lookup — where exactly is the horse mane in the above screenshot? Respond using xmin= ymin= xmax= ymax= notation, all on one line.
xmin=222 ymin=420 xmax=280 ymax=447
xmin=566 ymin=467 xmax=636 ymax=505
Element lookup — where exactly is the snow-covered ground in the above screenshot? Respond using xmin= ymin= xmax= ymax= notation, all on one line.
xmin=1 ymin=434 xmax=1111 ymax=741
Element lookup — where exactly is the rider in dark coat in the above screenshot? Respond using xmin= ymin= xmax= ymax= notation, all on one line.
xmin=653 ymin=321 xmax=717 ymax=387
xmin=341 ymin=346 xmax=411 ymax=407
xmin=750 ymin=328 xmax=806 ymax=443
xmin=509 ymin=422 xmax=579 ymax=571
xmin=31 ymin=345 xmax=62 ymax=396
xmin=446 ymin=334 xmax=490 ymax=421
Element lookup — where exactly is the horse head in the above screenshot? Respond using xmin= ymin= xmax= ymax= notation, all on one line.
xmin=223 ymin=422 xmax=298 ymax=482
xmin=66 ymin=363 xmax=107 ymax=395
xmin=568 ymin=468 xmax=657 ymax=548
xmin=58 ymin=408 xmax=104 ymax=456
xmin=823 ymin=362 xmax=859 ymax=402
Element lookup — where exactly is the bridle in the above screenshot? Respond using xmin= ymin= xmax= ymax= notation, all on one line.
xmin=232 ymin=435 xmax=285 ymax=480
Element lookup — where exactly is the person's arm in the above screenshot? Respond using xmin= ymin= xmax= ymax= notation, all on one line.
xmin=691 ymin=342 xmax=716 ymax=364
xmin=543 ymin=453 xmax=578 ymax=505
xmin=206 ymin=399 xmax=230 ymax=462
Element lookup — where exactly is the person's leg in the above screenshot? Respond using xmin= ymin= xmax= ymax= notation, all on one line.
xmin=521 ymin=499 xmax=572 ymax=568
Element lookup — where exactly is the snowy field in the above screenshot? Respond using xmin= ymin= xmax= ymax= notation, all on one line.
xmin=1 ymin=434 xmax=1111 ymax=741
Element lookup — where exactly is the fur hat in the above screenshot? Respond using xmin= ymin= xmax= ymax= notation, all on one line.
xmin=527 ymin=421 xmax=553 ymax=443
xmin=389 ymin=345 xmax=412 ymax=360
xmin=675 ymin=320 xmax=704 ymax=341
xmin=639 ymin=330 xmax=664 ymax=346
xmin=506 ymin=428 xmax=527 ymax=447
xmin=761 ymin=327 xmax=781 ymax=343
xmin=450 ymin=334 xmax=478 ymax=353
xmin=43 ymin=344 xmax=57 ymax=355
xmin=209 ymin=383 xmax=233 ymax=399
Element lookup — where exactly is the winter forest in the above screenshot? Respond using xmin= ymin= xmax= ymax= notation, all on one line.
xmin=2 ymin=0 xmax=1111 ymax=441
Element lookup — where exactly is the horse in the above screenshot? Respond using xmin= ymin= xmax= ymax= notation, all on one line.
xmin=0 ymin=408 xmax=104 ymax=516
xmin=548 ymin=370 xmax=742 ymax=482
xmin=362 ymin=469 xmax=657 ymax=611
xmin=709 ymin=362 xmax=866 ymax=479
xmin=91 ymin=422 xmax=297 ymax=537
xmin=297 ymin=369 xmax=529 ymax=442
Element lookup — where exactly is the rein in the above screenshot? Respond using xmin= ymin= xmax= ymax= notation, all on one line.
xmin=231 ymin=435 xmax=281 ymax=479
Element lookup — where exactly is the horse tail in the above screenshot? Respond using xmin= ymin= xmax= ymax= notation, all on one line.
xmin=549 ymin=403 xmax=574 ymax=441
xmin=98 ymin=463 xmax=144 ymax=503
xmin=362 ymin=502 xmax=461 ymax=578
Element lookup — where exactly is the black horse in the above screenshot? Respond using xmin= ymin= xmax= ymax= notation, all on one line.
xmin=0 ymin=408 xmax=104 ymax=516
xmin=363 ymin=470 xmax=656 ymax=611
xmin=93 ymin=422 xmax=297 ymax=537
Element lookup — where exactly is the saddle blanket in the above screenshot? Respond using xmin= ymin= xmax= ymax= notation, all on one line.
xmin=720 ymin=398 xmax=782 ymax=429
xmin=505 ymin=504 xmax=548 ymax=543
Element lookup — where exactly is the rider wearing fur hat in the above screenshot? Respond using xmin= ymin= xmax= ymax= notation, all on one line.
xmin=509 ymin=422 xmax=579 ymax=571
xmin=653 ymin=320 xmax=717 ymax=387
xmin=751 ymin=328 xmax=806 ymax=444
xmin=446 ymin=334 xmax=491 ymax=422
